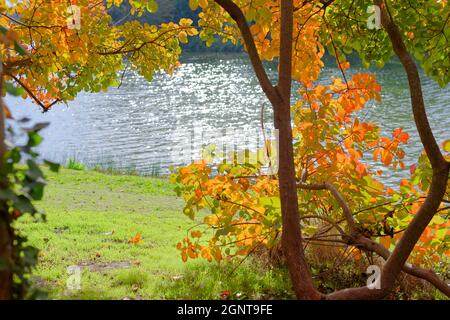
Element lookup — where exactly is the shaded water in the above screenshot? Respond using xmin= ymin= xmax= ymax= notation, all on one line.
xmin=5 ymin=53 xmax=449 ymax=185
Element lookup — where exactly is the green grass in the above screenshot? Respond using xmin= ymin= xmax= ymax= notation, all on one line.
xmin=17 ymin=168 xmax=294 ymax=300
xmin=17 ymin=168 xmax=444 ymax=300
xmin=65 ymin=158 xmax=86 ymax=171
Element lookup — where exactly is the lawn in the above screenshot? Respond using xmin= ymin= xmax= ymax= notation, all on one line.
xmin=17 ymin=168 xmax=294 ymax=300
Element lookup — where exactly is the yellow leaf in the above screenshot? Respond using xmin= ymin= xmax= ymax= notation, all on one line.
xmin=179 ymin=31 xmax=188 ymax=43
xmin=443 ymin=140 xmax=450 ymax=153
xmin=189 ymin=0 xmax=199 ymax=11
xmin=179 ymin=18 xmax=193 ymax=27
xmin=199 ymin=0 xmax=208 ymax=9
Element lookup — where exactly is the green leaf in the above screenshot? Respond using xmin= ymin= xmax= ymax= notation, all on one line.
xmin=14 ymin=42 xmax=27 ymax=56
xmin=183 ymin=207 xmax=195 ymax=220
xmin=21 ymin=246 xmax=39 ymax=266
xmin=6 ymin=148 xmax=21 ymax=164
xmin=44 ymin=160 xmax=60 ymax=173
xmin=436 ymin=228 xmax=447 ymax=238
xmin=14 ymin=195 xmax=37 ymax=214
xmin=26 ymin=159 xmax=44 ymax=180
xmin=27 ymin=131 xmax=43 ymax=147
xmin=259 ymin=196 xmax=280 ymax=209
xmin=215 ymin=225 xmax=231 ymax=237
xmin=146 ymin=0 xmax=158 ymax=12
xmin=29 ymin=182 xmax=45 ymax=201
xmin=4 ymin=82 xmax=24 ymax=96
xmin=0 ymin=189 xmax=18 ymax=201
xmin=431 ymin=215 xmax=446 ymax=225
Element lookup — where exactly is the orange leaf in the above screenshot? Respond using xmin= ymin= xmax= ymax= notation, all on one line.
xmin=214 ymin=249 xmax=222 ymax=262
xmin=382 ymin=152 xmax=393 ymax=166
xmin=380 ymin=237 xmax=391 ymax=249
xmin=128 ymin=232 xmax=142 ymax=244
xmin=373 ymin=148 xmax=380 ymax=161
xmin=355 ymin=162 xmax=366 ymax=176
xmin=3 ymin=104 xmax=12 ymax=119
xmin=187 ymin=247 xmax=196 ymax=259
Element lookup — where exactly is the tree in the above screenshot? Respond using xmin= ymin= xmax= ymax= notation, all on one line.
xmin=1 ymin=0 xmax=449 ymax=300
xmin=173 ymin=0 xmax=449 ymax=300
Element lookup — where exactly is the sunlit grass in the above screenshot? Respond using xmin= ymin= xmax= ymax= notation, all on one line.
xmin=16 ymin=168 xmax=294 ymax=300
xmin=16 ymin=168 xmax=445 ymax=300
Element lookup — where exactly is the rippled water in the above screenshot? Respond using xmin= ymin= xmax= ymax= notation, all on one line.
xmin=5 ymin=53 xmax=449 ymax=185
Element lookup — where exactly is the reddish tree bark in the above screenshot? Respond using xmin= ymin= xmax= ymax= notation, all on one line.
xmin=275 ymin=0 xmax=321 ymax=300
xmin=0 ymin=64 xmax=13 ymax=300
xmin=326 ymin=0 xmax=450 ymax=299
xmin=214 ymin=0 xmax=320 ymax=299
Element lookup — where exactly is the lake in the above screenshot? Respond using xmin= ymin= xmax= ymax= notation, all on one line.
xmin=5 ymin=53 xmax=449 ymax=185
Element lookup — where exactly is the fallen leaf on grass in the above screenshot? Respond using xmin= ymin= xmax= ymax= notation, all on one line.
xmin=219 ymin=291 xmax=230 ymax=300
xmin=128 ymin=232 xmax=143 ymax=244
xmin=132 ymin=260 xmax=141 ymax=266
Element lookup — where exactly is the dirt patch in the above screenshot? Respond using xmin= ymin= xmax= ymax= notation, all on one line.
xmin=31 ymin=276 xmax=58 ymax=289
xmin=78 ymin=261 xmax=132 ymax=272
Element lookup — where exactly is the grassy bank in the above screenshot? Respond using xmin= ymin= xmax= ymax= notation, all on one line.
xmin=17 ymin=168 xmax=293 ymax=300
xmin=17 ymin=168 xmax=446 ymax=300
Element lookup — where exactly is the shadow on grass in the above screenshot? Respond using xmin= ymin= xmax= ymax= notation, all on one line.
xmin=155 ymin=260 xmax=295 ymax=300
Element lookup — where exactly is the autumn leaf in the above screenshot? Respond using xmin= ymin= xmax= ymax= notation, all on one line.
xmin=128 ymin=232 xmax=143 ymax=244
xmin=380 ymin=237 xmax=391 ymax=249
xmin=443 ymin=140 xmax=450 ymax=153
xmin=219 ymin=291 xmax=230 ymax=300
xmin=189 ymin=0 xmax=199 ymax=11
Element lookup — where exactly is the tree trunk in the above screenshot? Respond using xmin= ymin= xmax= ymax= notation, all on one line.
xmin=275 ymin=99 xmax=321 ymax=299
xmin=0 ymin=210 xmax=13 ymax=300
xmin=275 ymin=0 xmax=321 ymax=300
xmin=0 ymin=64 xmax=13 ymax=300
xmin=213 ymin=0 xmax=321 ymax=299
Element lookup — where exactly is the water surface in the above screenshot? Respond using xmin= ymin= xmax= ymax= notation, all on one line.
xmin=5 ymin=53 xmax=449 ymax=185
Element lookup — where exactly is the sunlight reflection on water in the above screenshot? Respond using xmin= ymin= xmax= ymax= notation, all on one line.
xmin=5 ymin=53 xmax=449 ymax=186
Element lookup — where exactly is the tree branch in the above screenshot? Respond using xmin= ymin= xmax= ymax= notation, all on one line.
xmin=6 ymin=73 xmax=61 ymax=112
xmin=297 ymin=182 xmax=357 ymax=233
xmin=351 ymin=234 xmax=450 ymax=297
xmin=297 ymin=181 xmax=450 ymax=298
xmin=374 ymin=0 xmax=447 ymax=169
xmin=277 ymin=0 xmax=294 ymax=105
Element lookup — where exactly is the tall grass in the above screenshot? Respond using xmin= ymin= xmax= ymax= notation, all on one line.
xmin=66 ymin=158 xmax=85 ymax=171
xmin=91 ymin=163 xmax=161 ymax=177
xmin=61 ymin=154 xmax=163 ymax=177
